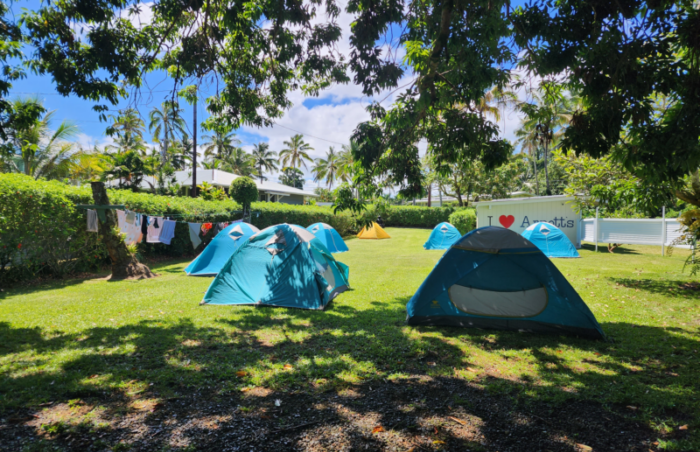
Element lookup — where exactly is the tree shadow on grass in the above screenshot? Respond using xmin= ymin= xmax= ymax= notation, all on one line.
xmin=610 ymin=277 xmax=700 ymax=296
xmin=580 ymin=243 xmax=644 ymax=255
xmin=0 ymin=299 xmax=698 ymax=450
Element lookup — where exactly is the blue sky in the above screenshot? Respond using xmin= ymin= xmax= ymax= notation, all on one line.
xmin=7 ymin=0 xmax=527 ymax=190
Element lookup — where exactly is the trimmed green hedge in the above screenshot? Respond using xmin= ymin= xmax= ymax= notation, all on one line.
xmin=0 ymin=174 xmax=470 ymax=283
xmin=449 ymin=208 xmax=477 ymax=234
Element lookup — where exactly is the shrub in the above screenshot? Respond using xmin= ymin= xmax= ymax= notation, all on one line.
xmin=229 ymin=177 xmax=258 ymax=210
xmin=251 ymin=202 xmax=356 ymax=236
xmin=0 ymin=174 xmax=104 ymax=284
xmin=362 ymin=204 xmax=456 ymax=228
xmin=448 ymin=208 xmax=477 ymax=234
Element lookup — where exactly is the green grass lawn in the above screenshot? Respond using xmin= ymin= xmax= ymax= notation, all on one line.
xmin=1 ymin=228 xmax=699 ymax=450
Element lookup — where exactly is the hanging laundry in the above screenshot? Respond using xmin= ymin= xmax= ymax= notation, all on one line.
xmin=124 ymin=213 xmax=143 ymax=245
xmin=188 ymin=223 xmax=202 ymax=249
xmin=214 ymin=222 xmax=227 ymax=234
xmin=126 ymin=210 xmax=136 ymax=224
xmin=141 ymin=215 xmax=149 ymax=235
xmin=147 ymin=217 xmax=164 ymax=243
xmin=87 ymin=209 xmax=99 ymax=232
xmin=159 ymin=220 xmax=177 ymax=245
xmin=116 ymin=210 xmax=127 ymax=232
xmin=201 ymin=223 xmax=213 ymax=235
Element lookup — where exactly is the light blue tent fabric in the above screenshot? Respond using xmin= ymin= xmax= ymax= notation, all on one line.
xmin=407 ymin=226 xmax=603 ymax=339
xmin=424 ymin=222 xmax=462 ymax=250
xmin=202 ymin=224 xmax=350 ymax=309
xmin=185 ymin=222 xmax=260 ymax=276
xmin=307 ymin=222 xmax=349 ymax=253
xmin=521 ymin=222 xmax=580 ymax=258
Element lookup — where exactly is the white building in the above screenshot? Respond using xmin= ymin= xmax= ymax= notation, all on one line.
xmin=141 ymin=169 xmax=317 ymax=204
xmin=473 ymin=195 xmax=582 ymax=247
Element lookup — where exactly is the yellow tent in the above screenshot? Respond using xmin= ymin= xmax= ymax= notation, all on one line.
xmin=357 ymin=222 xmax=391 ymax=239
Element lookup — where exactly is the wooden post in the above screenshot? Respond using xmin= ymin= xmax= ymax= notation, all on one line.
xmin=91 ymin=182 xmax=155 ymax=280
xmin=661 ymin=206 xmax=666 ymax=256
xmin=595 ymin=207 xmax=599 ymax=252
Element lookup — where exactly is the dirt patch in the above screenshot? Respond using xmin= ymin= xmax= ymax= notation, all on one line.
xmin=1 ymin=376 xmax=687 ymax=451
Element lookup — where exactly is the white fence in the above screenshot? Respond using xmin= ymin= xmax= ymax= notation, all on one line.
xmin=579 ymin=216 xmax=693 ymax=254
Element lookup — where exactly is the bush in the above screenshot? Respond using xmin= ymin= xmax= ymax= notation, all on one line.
xmin=252 ymin=202 xmax=356 ymax=236
xmin=448 ymin=208 xmax=477 ymax=234
xmin=0 ymin=174 xmax=103 ymax=284
xmin=229 ymin=177 xmax=258 ymax=209
xmin=0 ymin=174 xmax=461 ymax=284
xmin=361 ymin=204 xmax=456 ymax=228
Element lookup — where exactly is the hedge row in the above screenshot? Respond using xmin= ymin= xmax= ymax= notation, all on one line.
xmin=0 ymin=174 xmax=474 ymax=284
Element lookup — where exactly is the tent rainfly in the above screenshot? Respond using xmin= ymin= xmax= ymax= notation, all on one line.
xmin=201 ymin=224 xmax=350 ymax=309
xmin=185 ymin=222 xmax=260 ymax=276
xmin=407 ymin=226 xmax=604 ymax=339
xmin=357 ymin=222 xmax=391 ymax=239
xmin=307 ymin=222 xmax=349 ymax=253
xmin=521 ymin=222 xmax=580 ymax=258
xmin=424 ymin=222 xmax=462 ymax=250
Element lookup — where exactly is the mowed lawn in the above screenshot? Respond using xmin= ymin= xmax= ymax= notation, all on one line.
xmin=1 ymin=227 xmax=699 ymax=451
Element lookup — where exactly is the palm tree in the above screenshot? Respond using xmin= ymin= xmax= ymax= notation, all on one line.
xmin=201 ymin=159 xmax=222 ymax=170
xmin=149 ymin=101 xmax=187 ymax=163
xmin=515 ymin=117 xmax=541 ymax=195
xmin=337 ymin=142 xmax=357 ymax=183
xmin=220 ymin=147 xmax=257 ymax=177
xmin=107 ymin=131 xmax=148 ymax=156
xmin=251 ymin=142 xmax=278 ymax=183
xmin=202 ymin=130 xmax=240 ymax=163
xmin=517 ymin=87 xmax=577 ymax=195
xmin=313 ymin=147 xmax=341 ymax=189
xmin=69 ymin=147 xmax=108 ymax=182
xmin=3 ymin=98 xmax=79 ymax=179
xmin=107 ymin=108 xmax=145 ymax=146
xmin=279 ymin=134 xmax=314 ymax=169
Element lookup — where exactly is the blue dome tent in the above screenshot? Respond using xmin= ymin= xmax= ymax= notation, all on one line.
xmin=424 ymin=222 xmax=462 ymax=250
xmin=521 ymin=222 xmax=580 ymax=258
xmin=307 ymin=222 xmax=349 ymax=253
xmin=185 ymin=222 xmax=260 ymax=276
xmin=201 ymin=224 xmax=350 ymax=310
xmin=407 ymin=226 xmax=603 ymax=339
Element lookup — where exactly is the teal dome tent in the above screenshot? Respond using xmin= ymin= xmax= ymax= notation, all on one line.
xmin=185 ymin=222 xmax=260 ymax=276
xmin=407 ymin=226 xmax=603 ymax=339
xmin=307 ymin=222 xmax=349 ymax=253
xmin=201 ymin=224 xmax=350 ymax=309
xmin=521 ymin=222 xmax=580 ymax=258
xmin=424 ymin=222 xmax=462 ymax=250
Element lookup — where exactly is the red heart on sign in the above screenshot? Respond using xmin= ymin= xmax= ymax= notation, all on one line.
xmin=499 ymin=215 xmax=515 ymax=228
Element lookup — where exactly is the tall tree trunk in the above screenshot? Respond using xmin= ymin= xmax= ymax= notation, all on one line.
xmin=427 ymin=183 xmax=432 ymax=207
xmin=191 ymin=94 xmax=198 ymax=197
xmin=533 ymin=149 xmax=540 ymax=196
xmin=91 ymin=182 xmax=155 ymax=280
xmin=543 ymin=141 xmax=551 ymax=195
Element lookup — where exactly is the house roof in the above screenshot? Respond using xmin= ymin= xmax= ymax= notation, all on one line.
xmin=473 ymin=195 xmax=576 ymax=207
xmin=141 ymin=169 xmax=318 ymax=197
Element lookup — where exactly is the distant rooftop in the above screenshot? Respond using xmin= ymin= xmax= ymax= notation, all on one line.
xmin=141 ymin=169 xmax=318 ymax=198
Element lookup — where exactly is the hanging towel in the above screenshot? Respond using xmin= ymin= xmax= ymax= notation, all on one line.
xmin=124 ymin=214 xmax=143 ymax=245
xmin=159 ymin=220 xmax=177 ymax=245
xmin=147 ymin=217 xmax=164 ymax=243
xmin=141 ymin=215 xmax=149 ymax=235
xmin=188 ymin=223 xmax=202 ymax=249
xmin=116 ymin=210 xmax=127 ymax=232
xmin=87 ymin=209 xmax=99 ymax=232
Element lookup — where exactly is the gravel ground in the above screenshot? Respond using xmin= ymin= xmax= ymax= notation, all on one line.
xmin=1 ymin=375 xmax=689 ymax=452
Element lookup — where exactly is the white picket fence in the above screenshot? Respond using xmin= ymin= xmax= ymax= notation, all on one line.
xmin=579 ymin=214 xmax=693 ymax=254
